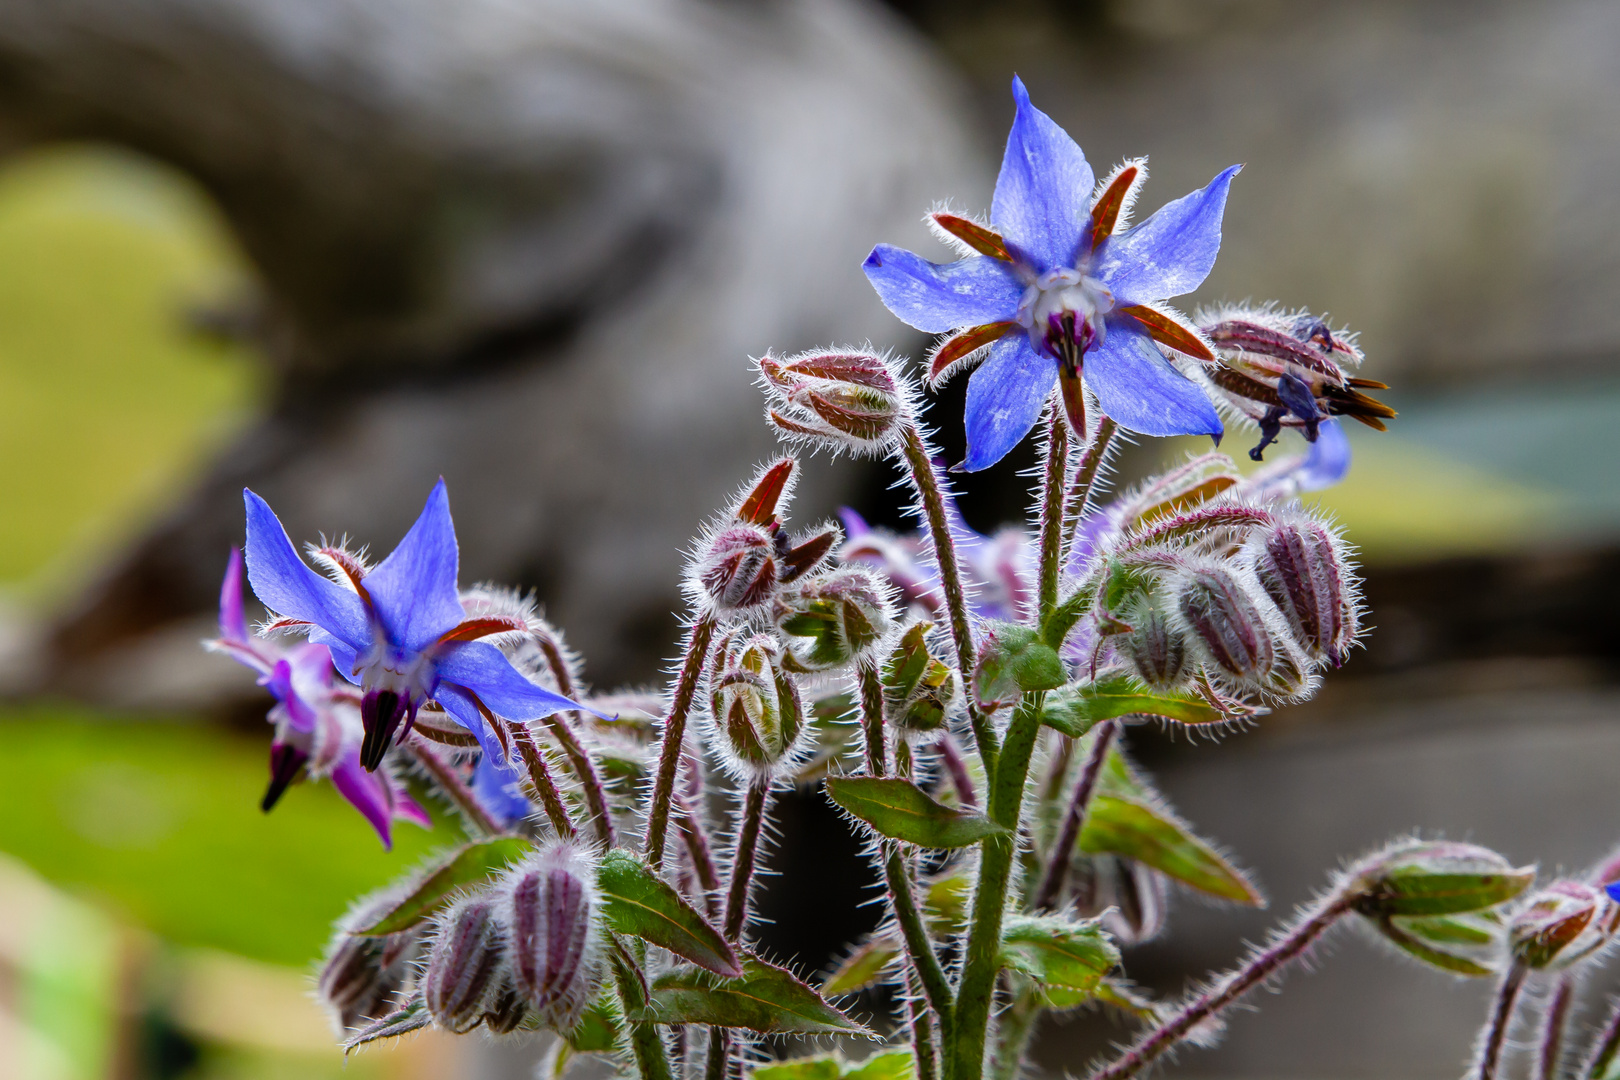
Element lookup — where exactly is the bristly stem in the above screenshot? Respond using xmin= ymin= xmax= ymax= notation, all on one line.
xmin=673 ymin=791 xmax=722 ymax=918
xmin=1062 ymin=415 xmax=1118 ymax=549
xmin=885 ymin=848 xmax=955 ymax=1033
xmin=645 ymin=613 xmax=718 ymax=868
xmin=406 ymin=736 xmax=503 ymax=838
xmin=858 ymin=660 xmax=888 ymax=777
xmin=1539 ymin=974 xmax=1576 ymax=1080
xmin=908 ymin=972 xmax=941 ymax=1080
xmin=990 ymin=987 xmax=1041 ymax=1080
xmin=708 ymin=777 xmax=771 ymax=1080
xmin=1037 ymin=395 xmax=1070 ymax=621
xmin=1032 ymin=720 xmax=1118 ymax=912
xmin=951 ymin=694 xmax=1044 ymax=1080
xmin=936 ymin=733 xmax=978 ymax=807
xmin=1087 ymin=889 xmax=1358 ymax=1080
xmin=529 ymin=632 xmax=618 ymax=849
xmin=1474 ymin=963 xmax=1529 ymax=1080
xmin=508 ymin=720 xmax=578 ymax=839
xmin=896 ymin=423 xmax=998 ymax=777
xmin=1582 ymin=993 xmax=1620 ymax=1079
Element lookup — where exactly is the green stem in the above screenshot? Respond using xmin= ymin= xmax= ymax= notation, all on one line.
xmin=857 ymin=660 xmax=888 ymax=777
xmin=990 ymin=987 xmax=1041 ymax=1080
xmin=950 ymin=695 xmax=1044 ymax=1080
xmin=644 ymin=613 xmax=718 ymax=868
xmin=723 ymin=780 xmax=770 ymax=940
xmin=612 ymin=939 xmax=675 ymax=1080
xmin=908 ymin=980 xmax=941 ymax=1080
xmin=1037 ymin=396 xmax=1070 ymax=621
xmin=1583 ymin=992 xmax=1620 ymax=1079
xmin=885 ymin=848 xmax=954 ymax=1030
xmin=897 ymin=423 xmax=998 ymax=777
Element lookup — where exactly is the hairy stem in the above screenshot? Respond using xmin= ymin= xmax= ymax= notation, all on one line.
xmin=1032 ymin=721 xmax=1118 ymax=912
xmin=542 ymin=714 xmax=616 ymax=848
xmin=724 ymin=780 xmax=770 ymax=940
xmin=886 ymin=847 xmax=955 ymax=1030
xmin=405 ymin=737 xmax=504 ymax=838
xmin=1540 ymin=975 xmax=1576 ymax=1080
xmin=645 ymin=613 xmax=718 ymax=868
xmin=897 ymin=423 xmax=997 ymax=776
xmin=1474 ymin=964 xmax=1529 ymax=1080
xmin=990 ymin=987 xmax=1041 ymax=1080
xmin=1583 ymin=994 xmax=1620 ymax=1079
xmin=858 ymin=660 xmax=888 ymax=777
xmin=509 ymin=720 xmax=578 ymax=839
xmin=1062 ymin=416 xmax=1118 ymax=549
xmin=951 ymin=695 xmax=1044 ymax=1080
xmin=1037 ymin=397 xmax=1070 ymax=621
xmin=673 ymin=791 xmax=722 ymax=918
xmin=908 ymin=975 xmax=941 ymax=1080
xmin=936 ymin=734 xmax=978 ymax=807
xmin=1088 ymin=891 xmax=1358 ymax=1080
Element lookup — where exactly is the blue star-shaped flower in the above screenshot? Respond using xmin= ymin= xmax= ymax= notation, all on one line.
xmin=864 ymin=76 xmax=1240 ymax=471
xmin=242 ymin=479 xmax=583 ymax=770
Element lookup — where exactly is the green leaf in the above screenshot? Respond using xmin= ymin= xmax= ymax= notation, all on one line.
xmin=752 ymin=1051 xmax=915 ymax=1080
xmin=1372 ymin=915 xmax=1497 ymax=977
xmin=1354 ymin=842 xmax=1535 ymax=917
xmin=1395 ymin=913 xmax=1500 ymax=946
xmin=923 ymin=870 xmax=971 ymax=937
xmin=1000 ymin=914 xmax=1118 ymax=1007
xmin=1092 ymin=978 xmax=1160 ymax=1021
xmin=1079 ymin=795 xmax=1262 ymax=906
xmin=645 ymin=956 xmax=873 ymax=1035
xmin=597 ymin=850 xmax=742 ymax=977
xmin=356 ymin=838 xmax=531 ymax=935
xmin=821 ymin=935 xmax=901 ymax=996
xmin=342 ymin=995 xmax=430 ymax=1052
xmin=567 ymin=994 xmax=627 ymax=1053
xmin=826 ymin=776 xmax=1008 ymax=849
xmin=973 ymin=622 xmax=1065 ymax=709
xmin=1040 ymin=676 xmax=1224 ymax=736
xmin=845 ymin=1051 xmax=916 ymax=1080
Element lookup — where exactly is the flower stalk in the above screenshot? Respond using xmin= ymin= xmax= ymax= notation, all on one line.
xmin=1032 ymin=719 xmax=1118 ymax=912
xmin=645 ymin=614 xmax=718 ymax=868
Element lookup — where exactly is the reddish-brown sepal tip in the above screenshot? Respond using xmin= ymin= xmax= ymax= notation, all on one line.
xmin=931 ymin=212 xmax=1013 ymax=262
xmin=1121 ymin=304 xmax=1215 ymax=362
xmin=1089 ymin=164 xmax=1140 ymax=250
xmin=737 ymin=459 xmax=795 ymax=526
xmin=930 ymin=321 xmax=1013 ymax=385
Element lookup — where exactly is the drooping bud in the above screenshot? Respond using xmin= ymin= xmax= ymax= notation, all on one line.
xmin=1173 ymin=565 xmax=1297 ymax=695
xmin=1247 ymin=513 xmax=1360 ymax=664
xmin=423 ymin=898 xmax=508 ymax=1033
xmin=758 ymin=349 xmax=907 ymax=456
xmin=1116 ymin=598 xmax=1189 ymax=692
xmin=318 ymin=893 xmax=424 ymax=1031
xmin=1194 ymin=306 xmax=1395 ymax=461
xmin=708 ymin=632 xmax=806 ymax=774
xmin=776 ymin=567 xmax=895 ymax=672
xmin=881 ymin=621 xmax=958 ymax=736
xmin=1067 ymin=854 xmax=1169 ymax=947
xmin=1351 ymin=840 xmax=1535 ymax=918
xmin=504 ymin=842 xmax=601 ymax=1031
xmin=1509 ymin=881 xmax=1617 ymax=970
xmin=482 ymin=980 xmax=530 ymax=1034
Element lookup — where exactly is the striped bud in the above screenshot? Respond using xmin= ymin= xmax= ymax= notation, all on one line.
xmin=759 ymin=349 xmax=905 ymax=456
xmin=1117 ymin=600 xmax=1189 ymax=692
xmin=695 ymin=523 xmax=779 ymax=613
xmin=709 ymin=633 xmax=806 ymax=774
xmin=1509 ymin=881 xmax=1617 ymax=970
xmin=423 ymin=898 xmax=507 ymax=1033
xmin=318 ymin=894 xmax=424 ymax=1030
xmin=881 ymin=621 xmax=958 ymax=735
xmin=505 ymin=842 xmax=600 ymax=1031
xmin=776 ymin=567 xmax=895 ymax=671
xmin=1247 ymin=515 xmax=1359 ymax=663
xmin=1174 ymin=566 xmax=1280 ymax=691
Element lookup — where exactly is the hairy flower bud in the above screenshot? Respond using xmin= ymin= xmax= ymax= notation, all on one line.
xmin=759 ymin=349 xmax=907 ymax=456
xmin=482 ymin=981 xmax=530 ymax=1034
xmin=504 ymin=842 xmax=600 ymax=1031
xmin=1067 ymin=854 xmax=1169 ymax=947
xmin=696 ymin=523 xmax=780 ymax=613
xmin=709 ymin=632 xmax=806 ymax=774
xmin=1247 ymin=514 xmax=1360 ymax=664
xmin=881 ymin=621 xmax=958 ymax=736
xmin=1173 ymin=565 xmax=1301 ymax=696
xmin=776 ymin=567 xmax=895 ymax=671
xmin=423 ymin=898 xmax=507 ymax=1033
xmin=318 ymin=893 xmax=424 ymax=1031
xmin=1352 ymin=840 xmax=1535 ymax=918
xmin=1509 ymin=881 xmax=1617 ymax=970
xmin=1117 ymin=599 xmax=1189 ymax=692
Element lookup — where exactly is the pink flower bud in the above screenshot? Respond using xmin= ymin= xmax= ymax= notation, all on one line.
xmin=1174 ymin=566 xmax=1278 ymax=689
xmin=423 ymin=898 xmax=507 ymax=1033
xmin=695 ymin=523 xmax=780 ymax=613
xmin=318 ymin=893 xmax=424 ymax=1031
xmin=1510 ymin=880 xmax=1618 ymax=970
xmin=1247 ymin=514 xmax=1360 ymax=664
xmin=758 ymin=349 xmax=907 ymax=456
xmin=1117 ymin=601 xmax=1189 ymax=692
xmin=504 ymin=842 xmax=601 ymax=1031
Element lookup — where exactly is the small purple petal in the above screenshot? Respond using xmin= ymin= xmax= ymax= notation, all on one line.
xmin=260 ymin=658 xmax=318 ymax=733
xmin=1086 ymin=317 xmax=1223 ymax=438
xmin=393 ymin=789 xmax=433 ymax=829
xmin=1294 ymin=417 xmax=1352 ymax=492
xmin=219 ymin=548 xmax=248 ymax=643
xmin=435 ymin=683 xmax=511 ymax=765
xmin=242 ymin=490 xmax=370 ymax=652
xmin=959 ymin=333 xmax=1057 ymax=472
xmin=472 ymin=751 xmax=533 ymax=826
xmin=837 ymin=507 xmax=871 ymax=539
xmin=862 ymin=246 xmax=1024 ymax=333
xmin=435 ymin=641 xmax=590 ymax=722
xmin=330 ymin=751 xmax=396 ymax=848
xmin=991 ymin=76 xmax=1094 ymax=274
xmin=1096 ymin=165 xmax=1241 ymax=305
xmin=362 ymin=479 xmax=467 ymax=654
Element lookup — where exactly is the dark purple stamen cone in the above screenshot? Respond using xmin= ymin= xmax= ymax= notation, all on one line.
xmin=1251 ymin=520 xmax=1355 ymax=662
xmin=262 ymin=741 xmax=309 ymax=812
xmin=423 ymin=899 xmax=507 ymax=1034
xmin=1177 ymin=567 xmax=1275 ymax=685
xmin=482 ymin=983 xmax=529 ymax=1034
xmin=360 ymin=688 xmax=411 ymax=771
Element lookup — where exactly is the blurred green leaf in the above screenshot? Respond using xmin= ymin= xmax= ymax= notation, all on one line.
xmin=1000 ymin=914 xmax=1118 ymax=1007
xmin=567 ymin=993 xmax=627 ymax=1053
xmin=644 ymin=956 xmax=872 ymax=1035
xmin=1040 ymin=677 xmax=1224 ymax=735
xmin=1080 ymin=795 xmax=1262 ymax=906
xmin=356 ymin=837 xmax=529 ymax=935
xmin=754 ymin=1051 xmax=915 ymax=1080
xmin=973 ymin=622 xmax=1064 ymax=709
xmin=821 ymin=935 xmax=900 ymax=996
xmin=598 ymin=849 xmax=741 ymax=977
xmin=826 ymin=777 xmax=1007 ymax=849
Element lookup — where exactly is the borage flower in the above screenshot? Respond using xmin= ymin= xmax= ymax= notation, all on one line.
xmin=242 ymin=480 xmax=584 ymax=771
xmin=864 ymin=76 xmax=1238 ymax=470
xmin=208 ymin=549 xmax=429 ymax=848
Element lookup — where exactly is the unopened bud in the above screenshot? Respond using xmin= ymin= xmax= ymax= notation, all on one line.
xmin=1352 ymin=840 xmax=1535 ymax=918
xmin=1174 ymin=566 xmax=1288 ymax=694
xmin=709 ymin=633 xmax=806 ymax=773
xmin=759 ymin=349 xmax=906 ymax=456
xmin=482 ymin=981 xmax=530 ymax=1034
xmin=882 ymin=621 xmax=958 ymax=735
xmin=1509 ymin=881 xmax=1617 ymax=970
xmin=1117 ymin=600 xmax=1189 ymax=692
xmin=695 ymin=523 xmax=779 ymax=613
xmin=505 ymin=843 xmax=600 ymax=1030
xmin=1068 ymin=855 xmax=1168 ymax=947
xmin=776 ymin=567 xmax=895 ymax=671
xmin=318 ymin=893 xmax=423 ymax=1030
xmin=423 ymin=898 xmax=507 ymax=1034
xmin=1248 ymin=515 xmax=1360 ymax=663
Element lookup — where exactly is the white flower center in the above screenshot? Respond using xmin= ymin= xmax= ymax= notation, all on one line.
xmin=1015 ymin=267 xmax=1115 ymax=359
xmin=355 ymin=633 xmax=439 ymax=704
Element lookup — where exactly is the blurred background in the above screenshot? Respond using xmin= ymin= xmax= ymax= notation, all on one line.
xmin=0 ymin=0 xmax=1617 ymax=1076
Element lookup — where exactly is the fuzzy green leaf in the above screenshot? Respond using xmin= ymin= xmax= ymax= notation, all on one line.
xmin=355 ymin=838 xmax=531 ymax=935
xmin=1372 ymin=915 xmax=1497 ymax=977
xmin=826 ymin=776 xmax=1008 ymax=849
xmin=597 ymin=849 xmax=742 ymax=977
xmin=645 ymin=957 xmax=873 ymax=1035
xmin=1079 ymin=795 xmax=1262 ymax=906
xmin=1040 ymin=676 xmax=1225 ymax=736
xmin=342 ymin=995 xmax=430 ymax=1052
xmin=567 ymin=994 xmax=627 ymax=1053
xmin=973 ymin=622 xmax=1065 ymax=709
xmin=1000 ymin=914 xmax=1119 ymax=1007
xmin=821 ymin=935 xmax=901 ymax=996
xmin=753 ymin=1051 xmax=915 ymax=1080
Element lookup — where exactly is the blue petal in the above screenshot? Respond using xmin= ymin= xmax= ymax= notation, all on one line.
xmin=1096 ymin=165 xmax=1241 ymax=304
xmin=471 ymin=751 xmax=534 ymax=826
xmin=435 ymin=683 xmax=510 ymax=764
xmin=991 ymin=76 xmax=1093 ymax=274
xmin=242 ymin=489 xmax=369 ymax=651
xmin=959 ymin=333 xmax=1057 ymax=472
xmin=863 ymin=246 xmax=1024 ymax=333
xmin=1086 ymin=318 xmax=1223 ymax=438
xmin=362 ymin=479 xmax=466 ymax=653
xmin=1293 ymin=418 xmax=1352 ymax=492
xmin=435 ymin=640 xmax=588 ymax=721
